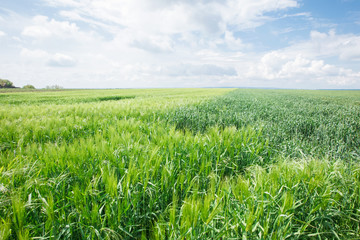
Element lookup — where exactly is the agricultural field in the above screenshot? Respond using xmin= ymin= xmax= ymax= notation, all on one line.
xmin=0 ymin=88 xmax=360 ymax=239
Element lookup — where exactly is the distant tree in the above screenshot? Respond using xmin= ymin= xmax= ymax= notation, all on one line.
xmin=0 ymin=79 xmax=15 ymax=88
xmin=45 ymin=85 xmax=63 ymax=90
xmin=23 ymin=84 xmax=36 ymax=89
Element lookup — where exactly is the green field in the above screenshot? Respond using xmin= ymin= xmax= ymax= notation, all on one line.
xmin=1 ymin=88 xmax=360 ymax=239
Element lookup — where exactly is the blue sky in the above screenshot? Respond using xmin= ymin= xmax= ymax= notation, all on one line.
xmin=0 ymin=0 xmax=360 ymax=89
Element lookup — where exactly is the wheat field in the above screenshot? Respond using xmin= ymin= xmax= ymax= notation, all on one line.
xmin=1 ymin=88 xmax=359 ymax=239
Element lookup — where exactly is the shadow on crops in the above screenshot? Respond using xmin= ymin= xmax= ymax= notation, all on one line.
xmin=1 ymin=95 xmax=135 ymax=105
xmin=96 ymin=96 xmax=135 ymax=102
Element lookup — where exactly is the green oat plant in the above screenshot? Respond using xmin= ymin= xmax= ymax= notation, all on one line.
xmin=0 ymin=88 xmax=359 ymax=239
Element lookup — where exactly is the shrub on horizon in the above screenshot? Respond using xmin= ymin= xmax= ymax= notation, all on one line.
xmin=45 ymin=85 xmax=64 ymax=89
xmin=0 ymin=79 xmax=15 ymax=88
xmin=23 ymin=84 xmax=36 ymax=89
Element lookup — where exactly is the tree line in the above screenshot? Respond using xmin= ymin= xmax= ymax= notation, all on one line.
xmin=1 ymin=78 xmax=35 ymax=89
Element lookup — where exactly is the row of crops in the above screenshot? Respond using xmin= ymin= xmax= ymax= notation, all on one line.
xmin=0 ymin=88 xmax=359 ymax=239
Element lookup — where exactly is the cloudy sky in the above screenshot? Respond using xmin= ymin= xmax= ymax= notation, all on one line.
xmin=1 ymin=0 xmax=360 ymax=89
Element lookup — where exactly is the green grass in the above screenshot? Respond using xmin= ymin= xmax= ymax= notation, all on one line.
xmin=0 ymin=88 xmax=359 ymax=239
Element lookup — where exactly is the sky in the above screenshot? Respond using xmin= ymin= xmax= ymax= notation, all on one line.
xmin=0 ymin=0 xmax=360 ymax=89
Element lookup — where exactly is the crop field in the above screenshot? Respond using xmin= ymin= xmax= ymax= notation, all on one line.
xmin=0 ymin=88 xmax=360 ymax=239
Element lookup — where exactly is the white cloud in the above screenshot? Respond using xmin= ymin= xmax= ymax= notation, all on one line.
xmin=20 ymin=48 xmax=49 ymax=59
xmin=161 ymin=64 xmax=237 ymax=77
xmin=41 ymin=0 xmax=82 ymax=7
xmin=22 ymin=15 xmax=79 ymax=39
xmin=0 ymin=30 xmax=6 ymax=37
xmin=285 ymin=29 xmax=360 ymax=61
xmin=130 ymin=34 xmax=174 ymax=53
xmin=212 ymin=31 xmax=248 ymax=51
xmin=231 ymin=30 xmax=360 ymax=87
xmin=220 ymin=0 xmax=298 ymax=29
xmin=247 ymin=52 xmax=360 ymax=86
xmin=47 ymin=53 xmax=76 ymax=67
xmin=22 ymin=25 xmax=52 ymax=38
xmin=42 ymin=0 xmax=298 ymax=35
xmin=20 ymin=48 xmax=76 ymax=68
